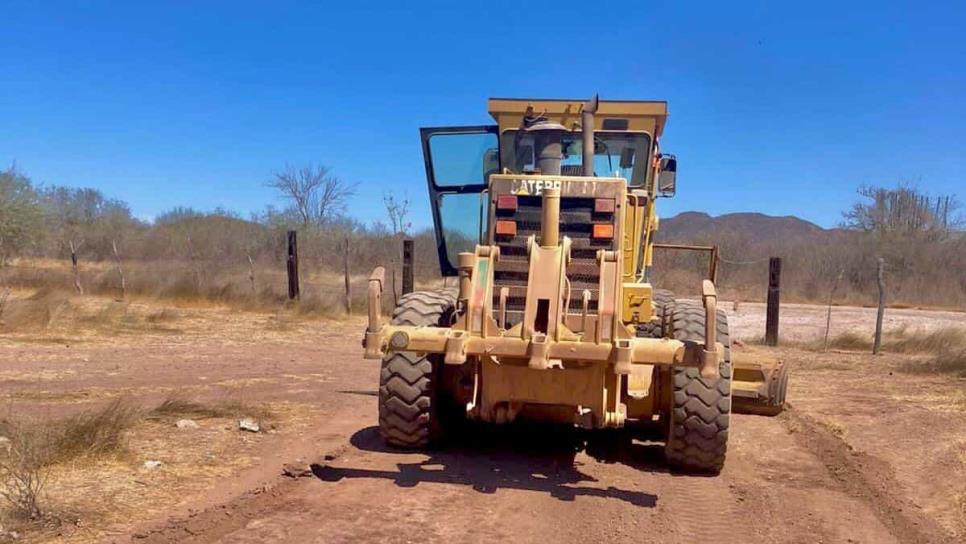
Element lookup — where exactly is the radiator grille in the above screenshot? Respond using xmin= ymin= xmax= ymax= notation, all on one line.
xmin=492 ymin=195 xmax=616 ymax=326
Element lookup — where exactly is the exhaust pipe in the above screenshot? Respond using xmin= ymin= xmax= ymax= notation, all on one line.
xmin=527 ymin=121 xmax=567 ymax=176
xmin=582 ymin=94 xmax=599 ymax=176
xmin=541 ymin=187 xmax=561 ymax=248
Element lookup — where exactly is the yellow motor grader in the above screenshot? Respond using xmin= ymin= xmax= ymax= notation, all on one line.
xmin=363 ymin=96 xmax=787 ymax=473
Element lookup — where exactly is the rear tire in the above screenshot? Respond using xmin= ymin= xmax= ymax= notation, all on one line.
xmin=665 ymin=300 xmax=731 ymax=473
xmin=378 ymin=289 xmax=457 ymax=448
xmin=636 ymin=288 xmax=675 ymax=338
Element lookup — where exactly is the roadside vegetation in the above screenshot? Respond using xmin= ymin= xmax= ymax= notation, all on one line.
xmin=817 ymin=325 xmax=966 ymax=377
xmin=0 ymin=396 xmax=272 ymax=539
xmin=0 ymin=400 xmax=139 ymax=532
xmin=1 ymin=165 xmax=963 ymax=315
xmin=0 ymin=163 xmax=440 ymax=320
xmin=654 ymin=184 xmax=964 ymax=308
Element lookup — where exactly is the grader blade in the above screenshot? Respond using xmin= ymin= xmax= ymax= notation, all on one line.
xmin=731 ymin=353 xmax=789 ymax=416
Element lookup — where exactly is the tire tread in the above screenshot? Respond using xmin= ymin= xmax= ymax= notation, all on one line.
xmin=665 ymin=299 xmax=732 ymax=473
xmin=378 ymin=288 xmax=457 ymax=448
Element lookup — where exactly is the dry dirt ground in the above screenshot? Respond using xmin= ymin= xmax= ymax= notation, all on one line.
xmin=1 ymin=292 xmax=964 ymax=543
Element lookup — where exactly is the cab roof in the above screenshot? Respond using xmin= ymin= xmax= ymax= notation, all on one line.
xmin=487 ymin=97 xmax=668 ymax=138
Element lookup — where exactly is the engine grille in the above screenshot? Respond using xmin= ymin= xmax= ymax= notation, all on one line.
xmin=492 ymin=195 xmax=616 ymax=326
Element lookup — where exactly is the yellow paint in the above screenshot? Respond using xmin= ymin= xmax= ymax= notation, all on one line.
xmin=622 ymin=282 xmax=654 ymax=323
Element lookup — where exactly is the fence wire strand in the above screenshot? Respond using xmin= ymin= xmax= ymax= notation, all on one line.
xmin=717 ymin=256 xmax=772 ymax=266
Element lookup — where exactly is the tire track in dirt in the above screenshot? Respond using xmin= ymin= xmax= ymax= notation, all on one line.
xmin=127 ymin=441 xmax=354 ymax=544
xmin=105 ymin=336 xmax=956 ymax=544
xmin=660 ymin=475 xmax=742 ymax=543
xmin=781 ymin=408 xmax=954 ymax=544
xmin=125 ymin=408 xmax=954 ymax=544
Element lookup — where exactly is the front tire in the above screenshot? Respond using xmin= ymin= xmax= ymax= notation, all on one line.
xmin=378 ymin=289 xmax=457 ymax=448
xmin=665 ymin=300 xmax=732 ymax=473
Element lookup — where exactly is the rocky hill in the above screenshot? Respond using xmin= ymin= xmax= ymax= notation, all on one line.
xmin=657 ymin=212 xmax=829 ymax=244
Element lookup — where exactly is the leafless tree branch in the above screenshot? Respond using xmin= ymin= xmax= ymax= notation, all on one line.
xmin=383 ymin=192 xmax=411 ymax=236
xmin=267 ymin=164 xmax=355 ymax=226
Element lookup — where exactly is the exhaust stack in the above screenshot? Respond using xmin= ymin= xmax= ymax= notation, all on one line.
xmin=582 ymin=95 xmax=599 ymax=177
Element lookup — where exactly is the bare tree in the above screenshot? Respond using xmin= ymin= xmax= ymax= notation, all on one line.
xmin=317 ymin=172 xmax=356 ymax=223
xmin=843 ymin=183 xmax=962 ymax=239
xmin=382 ymin=192 xmax=412 ymax=306
xmin=267 ymin=164 xmax=355 ymax=226
xmin=383 ymin=192 xmax=411 ymax=236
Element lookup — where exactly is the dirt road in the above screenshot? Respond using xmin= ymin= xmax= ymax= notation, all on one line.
xmin=3 ymin=300 xmax=963 ymax=543
xmin=122 ymin=346 xmax=954 ymax=542
xmin=125 ymin=389 xmax=951 ymax=544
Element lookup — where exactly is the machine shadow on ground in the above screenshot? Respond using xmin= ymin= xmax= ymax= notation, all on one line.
xmin=311 ymin=424 xmax=671 ymax=508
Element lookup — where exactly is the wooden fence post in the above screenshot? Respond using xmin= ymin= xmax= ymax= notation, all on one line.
xmin=873 ymin=258 xmax=886 ymax=354
xmin=343 ymin=234 xmax=351 ymax=315
xmin=112 ymin=239 xmax=126 ymax=301
xmin=69 ymin=240 xmax=83 ymax=295
xmin=765 ymin=257 xmax=781 ymax=346
xmin=823 ymin=270 xmax=844 ymax=352
xmin=286 ymin=230 xmax=300 ymax=301
xmin=247 ymin=254 xmax=257 ymax=297
xmin=402 ymin=238 xmax=414 ymax=295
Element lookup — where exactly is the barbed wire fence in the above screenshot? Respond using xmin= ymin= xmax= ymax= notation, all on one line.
xmin=713 ymin=250 xmax=888 ymax=352
xmin=0 ymin=231 xmax=421 ymax=320
xmin=1 ymin=237 xmax=895 ymax=352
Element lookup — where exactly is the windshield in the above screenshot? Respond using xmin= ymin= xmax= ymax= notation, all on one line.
xmin=499 ymin=130 xmax=652 ymax=186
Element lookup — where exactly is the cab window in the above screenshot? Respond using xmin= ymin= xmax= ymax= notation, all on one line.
xmin=500 ymin=130 xmax=651 ymax=185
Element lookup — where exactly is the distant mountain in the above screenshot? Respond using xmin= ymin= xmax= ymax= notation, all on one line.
xmin=657 ymin=212 xmax=828 ymax=244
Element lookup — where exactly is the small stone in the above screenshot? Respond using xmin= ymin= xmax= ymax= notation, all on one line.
xmin=0 ymin=436 xmax=11 ymax=453
xmin=281 ymin=463 xmax=312 ymax=478
xmin=175 ymin=419 xmax=199 ymax=430
xmin=143 ymin=460 xmax=162 ymax=469
xmin=238 ymin=418 xmax=260 ymax=433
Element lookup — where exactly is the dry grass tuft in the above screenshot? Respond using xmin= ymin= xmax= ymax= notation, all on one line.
xmin=0 ymin=288 xmax=70 ymax=332
xmin=904 ymin=347 xmax=966 ymax=378
xmin=145 ymin=308 xmax=180 ymax=323
xmin=0 ymin=395 xmax=276 ymax=533
xmin=893 ymin=327 xmax=966 ymax=377
xmin=0 ymin=420 xmax=51 ymax=522
xmin=815 ymin=326 xmax=966 ymax=377
xmin=147 ymin=395 xmax=272 ymax=422
xmin=3 ymin=258 xmax=412 ymax=327
xmin=822 ymin=330 xmax=874 ymax=351
xmin=0 ymin=400 xmax=138 ymax=527
xmin=885 ymin=326 xmax=964 ymax=354
xmin=48 ymin=399 xmax=140 ymax=464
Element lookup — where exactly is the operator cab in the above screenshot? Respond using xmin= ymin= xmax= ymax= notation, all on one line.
xmin=420 ymin=97 xmax=668 ymax=276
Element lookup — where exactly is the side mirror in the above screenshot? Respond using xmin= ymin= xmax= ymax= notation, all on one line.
xmin=658 ymin=155 xmax=677 ymax=197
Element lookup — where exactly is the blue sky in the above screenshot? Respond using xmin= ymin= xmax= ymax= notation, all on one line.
xmin=1 ymin=1 xmax=963 ymax=229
